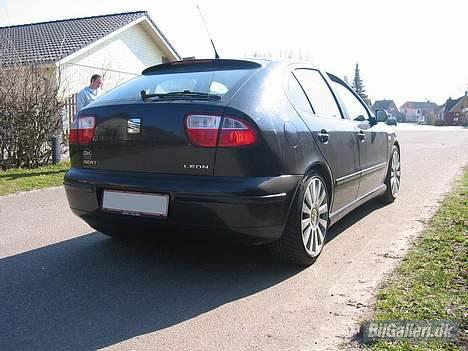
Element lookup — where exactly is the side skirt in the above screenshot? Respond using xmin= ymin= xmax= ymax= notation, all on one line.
xmin=329 ymin=184 xmax=386 ymax=226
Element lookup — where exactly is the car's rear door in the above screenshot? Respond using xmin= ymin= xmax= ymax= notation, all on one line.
xmin=71 ymin=60 xmax=260 ymax=177
xmin=292 ymin=68 xmax=361 ymax=213
xmin=327 ymin=74 xmax=388 ymax=198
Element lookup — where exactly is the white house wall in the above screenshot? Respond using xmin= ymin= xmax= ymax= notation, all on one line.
xmin=60 ymin=22 xmax=165 ymax=96
xmin=400 ymin=108 xmax=418 ymax=122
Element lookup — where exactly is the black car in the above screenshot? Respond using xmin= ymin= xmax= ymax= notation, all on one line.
xmin=65 ymin=59 xmax=401 ymax=265
xmin=386 ymin=115 xmax=397 ymax=126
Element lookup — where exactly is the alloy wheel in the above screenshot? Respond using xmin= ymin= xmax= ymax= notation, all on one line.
xmin=301 ymin=177 xmax=328 ymax=257
xmin=390 ymin=149 xmax=401 ymax=197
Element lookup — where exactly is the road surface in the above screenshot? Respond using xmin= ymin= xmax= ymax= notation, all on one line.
xmin=0 ymin=126 xmax=467 ymax=350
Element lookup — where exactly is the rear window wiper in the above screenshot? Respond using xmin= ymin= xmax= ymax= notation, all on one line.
xmin=141 ymin=90 xmax=221 ymax=101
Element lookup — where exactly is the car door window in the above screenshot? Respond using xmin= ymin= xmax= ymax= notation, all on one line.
xmin=329 ymin=78 xmax=370 ymax=121
xmin=293 ymin=69 xmax=341 ymax=118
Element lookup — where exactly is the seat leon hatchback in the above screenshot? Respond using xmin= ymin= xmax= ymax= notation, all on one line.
xmin=65 ymin=59 xmax=401 ymax=265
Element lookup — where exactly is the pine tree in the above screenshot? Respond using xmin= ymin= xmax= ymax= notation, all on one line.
xmin=352 ymin=63 xmax=368 ymax=101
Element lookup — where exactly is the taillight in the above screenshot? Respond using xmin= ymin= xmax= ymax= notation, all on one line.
xmin=185 ymin=114 xmax=221 ymax=147
xmin=218 ymin=117 xmax=257 ymax=147
xmin=69 ymin=116 xmax=96 ymax=145
xmin=185 ymin=114 xmax=257 ymax=148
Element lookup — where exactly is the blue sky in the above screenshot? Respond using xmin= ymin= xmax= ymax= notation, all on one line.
xmin=1 ymin=0 xmax=467 ymax=106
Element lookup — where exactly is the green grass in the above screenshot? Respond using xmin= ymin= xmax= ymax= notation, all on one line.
xmin=362 ymin=169 xmax=467 ymax=350
xmin=0 ymin=161 xmax=70 ymax=196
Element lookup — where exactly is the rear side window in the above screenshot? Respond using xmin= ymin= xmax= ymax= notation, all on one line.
xmin=293 ymin=69 xmax=341 ymax=118
xmin=97 ymin=69 xmax=256 ymax=103
xmin=286 ymin=74 xmax=313 ymax=113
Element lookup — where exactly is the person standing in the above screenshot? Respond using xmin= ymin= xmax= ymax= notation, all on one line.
xmin=76 ymin=74 xmax=103 ymax=113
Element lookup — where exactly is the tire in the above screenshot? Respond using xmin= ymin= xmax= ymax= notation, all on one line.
xmin=379 ymin=145 xmax=401 ymax=204
xmin=270 ymin=171 xmax=330 ymax=265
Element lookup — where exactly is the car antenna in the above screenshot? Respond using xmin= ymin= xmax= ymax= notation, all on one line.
xmin=196 ymin=4 xmax=220 ymax=59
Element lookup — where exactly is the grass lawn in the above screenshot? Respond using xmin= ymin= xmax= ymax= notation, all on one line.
xmin=362 ymin=169 xmax=467 ymax=350
xmin=0 ymin=161 xmax=70 ymax=196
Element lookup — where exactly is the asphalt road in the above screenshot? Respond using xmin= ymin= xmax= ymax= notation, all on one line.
xmin=0 ymin=126 xmax=467 ymax=351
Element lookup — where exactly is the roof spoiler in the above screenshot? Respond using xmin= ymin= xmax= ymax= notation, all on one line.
xmin=142 ymin=59 xmax=262 ymax=75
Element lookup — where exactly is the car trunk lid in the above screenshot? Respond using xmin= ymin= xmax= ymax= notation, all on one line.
xmin=79 ymin=102 xmax=225 ymax=176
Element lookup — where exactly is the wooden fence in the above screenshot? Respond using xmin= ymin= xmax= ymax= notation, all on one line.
xmin=63 ymin=93 xmax=77 ymax=135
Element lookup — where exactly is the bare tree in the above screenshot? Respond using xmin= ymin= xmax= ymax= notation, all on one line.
xmin=0 ymin=39 xmax=66 ymax=169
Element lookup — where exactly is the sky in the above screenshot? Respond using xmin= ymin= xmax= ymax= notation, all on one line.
xmin=1 ymin=0 xmax=467 ymax=106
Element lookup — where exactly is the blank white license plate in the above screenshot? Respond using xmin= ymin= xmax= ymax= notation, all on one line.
xmin=102 ymin=190 xmax=169 ymax=217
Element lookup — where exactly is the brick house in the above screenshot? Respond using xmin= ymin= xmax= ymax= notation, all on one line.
xmin=373 ymin=99 xmax=405 ymax=121
xmin=437 ymin=92 xmax=468 ymax=126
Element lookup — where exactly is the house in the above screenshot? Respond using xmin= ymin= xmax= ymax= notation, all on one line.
xmin=372 ymin=99 xmax=405 ymax=121
xmin=437 ymin=92 xmax=468 ymax=126
xmin=373 ymin=99 xmax=398 ymax=114
xmin=399 ymin=101 xmax=438 ymax=123
xmin=0 ymin=11 xmax=181 ymax=97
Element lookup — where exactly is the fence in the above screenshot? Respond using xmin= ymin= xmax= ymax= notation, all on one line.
xmin=63 ymin=93 xmax=77 ymax=135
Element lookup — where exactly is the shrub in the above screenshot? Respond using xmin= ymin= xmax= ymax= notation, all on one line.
xmin=0 ymin=64 xmax=65 ymax=169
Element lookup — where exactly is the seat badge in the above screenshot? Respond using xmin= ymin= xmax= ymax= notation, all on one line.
xmin=128 ymin=118 xmax=141 ymax=134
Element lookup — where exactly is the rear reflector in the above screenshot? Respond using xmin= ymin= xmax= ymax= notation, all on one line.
xmin=185 ymin=114 xmax=257 ymax=148
xmin=69 ymin=116 xmax=96 ymax=145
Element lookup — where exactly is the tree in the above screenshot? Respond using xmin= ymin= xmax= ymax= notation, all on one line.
xmin=0 ymin=64 xmax=66 ymax=169
xmin=0 ymin=38 xmax=67 ymax=169
xmin=352 ymin=63 xmax=370 ymax=104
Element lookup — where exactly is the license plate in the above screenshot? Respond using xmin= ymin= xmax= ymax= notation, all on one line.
xmin=102 ymin=190 xmax=169 ymax=217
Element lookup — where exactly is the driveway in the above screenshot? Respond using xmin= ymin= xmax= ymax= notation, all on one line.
xmin=0 ymin=127 xmax=467 ymax=351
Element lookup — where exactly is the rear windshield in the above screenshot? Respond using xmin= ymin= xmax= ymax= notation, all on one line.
xmin=97 ymin=69 xmax=256 ymax=103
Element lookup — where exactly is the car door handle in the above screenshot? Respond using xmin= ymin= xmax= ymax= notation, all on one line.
xmin=318 ymin=129 xmax=329 ymax=144
xmin=358 ymin=130 xmax=366 ymax=142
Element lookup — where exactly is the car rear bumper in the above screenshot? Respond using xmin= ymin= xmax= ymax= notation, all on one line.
xmin=64 ymin=168 xmax=301 ymax=243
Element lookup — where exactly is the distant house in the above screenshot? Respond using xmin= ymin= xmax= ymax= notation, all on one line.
xmin=372 ymin=99 xmax=405 ymax=121
xmin=0 ymin=11 xmax=181 ymax=97
xmin=399 ymin=101 xmax=438 ymax=123
xmin=373 ymin=99 xmax=398 ymax=114
xmin=437 ymin=92 xmax=468 ymax=126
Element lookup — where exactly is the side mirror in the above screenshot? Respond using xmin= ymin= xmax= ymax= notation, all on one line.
xmin=376 ymin=109 xmax=389 ymax=123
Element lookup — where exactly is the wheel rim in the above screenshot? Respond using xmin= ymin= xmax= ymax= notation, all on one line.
xmin=301 ymin=177 xmax=328 ymax=257
xmin=390 ymin=149 xmax=401 ymax=197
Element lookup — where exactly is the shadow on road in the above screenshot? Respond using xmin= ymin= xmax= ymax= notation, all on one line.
xmin=0 ymin=233 xmax=303 ymax=350
xmin=326 ymin=198 xmax=387 ymax=243
xmin=0 ymin=198 xmax=387 ymax=350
